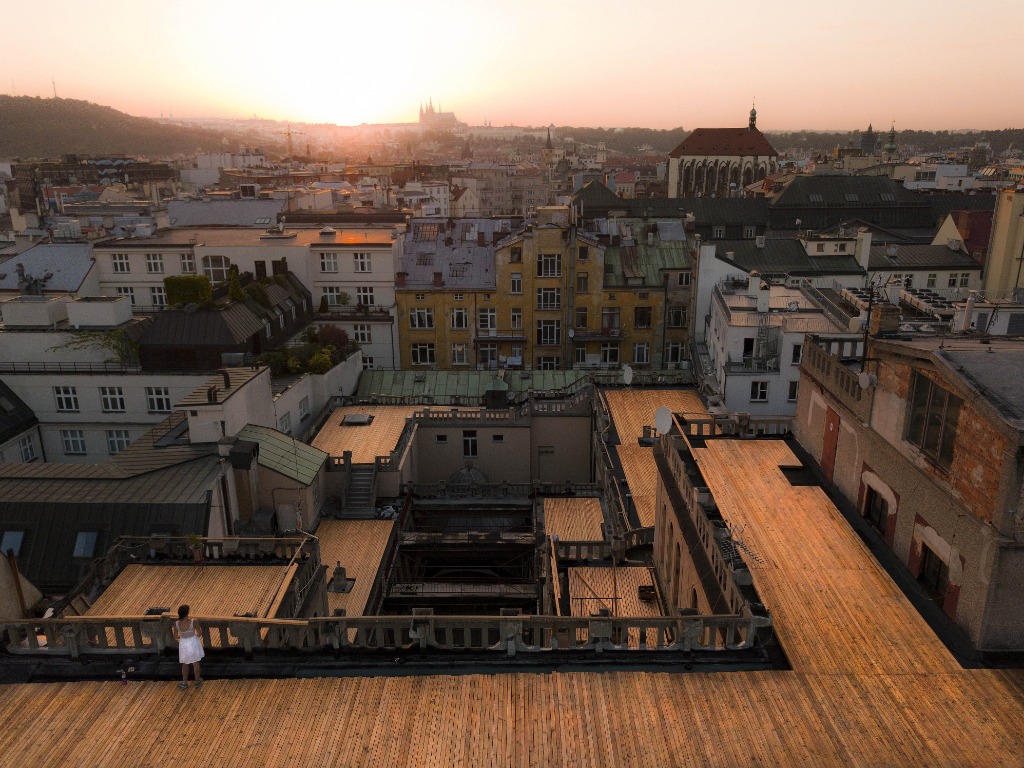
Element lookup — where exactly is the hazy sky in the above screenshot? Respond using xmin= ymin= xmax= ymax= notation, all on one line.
xmin=6 ymin=0 xmax=1022 ymax=130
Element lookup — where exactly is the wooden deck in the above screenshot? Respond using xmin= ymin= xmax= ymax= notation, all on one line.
xmin=316 ymin=519 xmax=395 ymax=617
xmin=569 ymin=566 xmax=663 ymax=647
xmin=2 ymin=389 xmax=1024 ymax=765
xmin=615 ymin=444 xmax=661 ymax=528
xmin=543 ymin=497 xmax=605 ymax=541
xmin=311 ymin=405 xmax=419 ymax=463
xmin=85 ymin=564 xmax=290 ymax=620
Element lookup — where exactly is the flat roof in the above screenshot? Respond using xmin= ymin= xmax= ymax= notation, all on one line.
xmin=94 ymin=227 xmax=396 ymax=249
xmin=316 ymin=519 xmax=394 ymax=617
xmin=568 ymin=566 xmax=663 ymax=647
xmin=311 ymin=405 xmax=418 ymax=463
xmin=85 ymin=564 xmax=291 ymax=620
xmin=543 ymin=497 xmax=604 ymax=541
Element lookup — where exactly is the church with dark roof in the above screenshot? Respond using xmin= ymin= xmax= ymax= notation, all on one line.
xmin=666 ymin=107 xmax=779 ymax=198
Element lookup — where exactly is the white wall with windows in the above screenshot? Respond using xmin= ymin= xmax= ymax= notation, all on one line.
xmin=0 ymin=425 xmax=43 ymax=463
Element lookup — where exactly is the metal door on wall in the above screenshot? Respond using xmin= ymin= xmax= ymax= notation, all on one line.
xmin=822 ymin=406 xmax=840 ymax=483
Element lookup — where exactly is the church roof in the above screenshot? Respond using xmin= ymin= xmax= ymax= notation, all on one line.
xmin=669 ymin=128 xmax=778 ymax=159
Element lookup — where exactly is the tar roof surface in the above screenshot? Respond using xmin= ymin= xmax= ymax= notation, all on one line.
xmin=167 ymin=199 xmax=286 ymax=228
xmin=236 ymin=424 xmax=327 ymax=485
xmin=0 ymin=242 xmax=93 ymax=292
xmin=399 ymin=219 xmax=517 ymax=290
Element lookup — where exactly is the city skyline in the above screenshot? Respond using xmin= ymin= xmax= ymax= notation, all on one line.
xmin=7 ymin=0 xmax=1023 ymax=131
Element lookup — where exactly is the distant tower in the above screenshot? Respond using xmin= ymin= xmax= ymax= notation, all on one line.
xmin=748 ymin=103 xmax=757 ymax=131
xmin=882 ymin=123 xmax=898 ymax=162
xmin=861 ymin=123 xmax=877 ymax=155
xmin=541 ymin=125 xmax=557 ymax=165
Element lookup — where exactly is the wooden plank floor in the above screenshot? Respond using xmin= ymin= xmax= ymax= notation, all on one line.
xmin=543 ymin=497 xmax=605 ymax=541
xmin=2 ymin=390 xmax=1024 ymax=765
xmin=311 ymin=405 xmax=420 ymax=463
xmin=316 ymin=519 xmax=395 ymax=617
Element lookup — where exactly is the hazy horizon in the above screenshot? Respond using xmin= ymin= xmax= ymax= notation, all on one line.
xmin=8 ymin=0 xmax=1023 ymax=132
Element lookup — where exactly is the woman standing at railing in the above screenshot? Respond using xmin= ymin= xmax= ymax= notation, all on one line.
xmin=171 ymin=605 xmax=204 ymax=689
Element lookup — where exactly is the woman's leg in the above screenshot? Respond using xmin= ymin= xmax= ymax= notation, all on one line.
xmin=181 ymin=664 xmax=189 ymax=684
xmin=193 ymin=662 xmax=202 ymax=682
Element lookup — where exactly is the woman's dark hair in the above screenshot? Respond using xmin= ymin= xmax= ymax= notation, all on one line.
xmin=178 ymin=605 xmax=190 ymax=620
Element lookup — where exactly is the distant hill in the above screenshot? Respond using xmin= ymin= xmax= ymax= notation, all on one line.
xmin=0 ymin=96 xmax=281 ymax=159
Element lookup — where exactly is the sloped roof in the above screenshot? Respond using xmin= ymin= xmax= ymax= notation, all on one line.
xmin=602 ymin=240 xmax=693 ymax=287
xmin=0 ymin=379 xmax=37 ymax=445
xmin=570 ymin=180 xmax=628 ymax=214
xmin=927 ymin=193 xmax=996 ymax=220
xmin=139 ymin=303 xmax=264 ymax=347
xmin=0 ymin=242 xmax=94 ymax=293
xmin=714 ymin=240 xmax=864 ymax=277
xmin=867 ymin=244 xmax=981 ymax=270
xmin=669 ymin=128 xmax=778 ymax=158
xmin=771 ymin=175 xmax=923 ymax=208
xmin=236 ymin=424 xmax=327 ymax=486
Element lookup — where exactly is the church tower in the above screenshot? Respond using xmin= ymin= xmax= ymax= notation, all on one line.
xmin=882 ymin=123 xmax=898 ymax=163
xmin=541 ymin=125 xmax=557 ymax=165
xmin=748 ymin=104 xmax=757 ymax=131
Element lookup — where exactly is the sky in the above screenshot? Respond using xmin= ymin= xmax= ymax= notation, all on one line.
xmin=5 ymin=0 xmax=1023 ymax=130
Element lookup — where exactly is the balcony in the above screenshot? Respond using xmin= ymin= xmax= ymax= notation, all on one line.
xmin=572 ymin=326 xmax=623 ymax=341
xmin=473 ymin=328 xmax=527 ymax=342
xmin=318 ymin=305 xmax=392 ymax=322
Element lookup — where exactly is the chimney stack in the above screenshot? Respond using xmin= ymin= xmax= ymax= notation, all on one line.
xmin=218 ymin=369 xmax=231 ymax=389
xmin=747 ymin=270 xmax=760 ymax=298
xmin=757 ymin=281 xmax=771 ymax=313
xmin=396 ymin=271 xmax=407 ymax=288
xmin=855 ymin=228 xmax=873 ymax=271
xmin=433 ymin=271 xmax=443 ymax=288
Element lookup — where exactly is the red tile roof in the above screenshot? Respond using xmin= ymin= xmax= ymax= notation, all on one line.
xmin=669 ymin=127 xmax=778 ymax=158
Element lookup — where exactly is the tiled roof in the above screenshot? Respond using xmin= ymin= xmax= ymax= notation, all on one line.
xmin=714 ymin=239 xmax=864 ymax=277
xmin=669 ymin=128 xmax=778 ymax=158
xmin=867 ymin=244 xmax=980 ymax=270
xmin=771 ymin=175 xmax=923 ymax=208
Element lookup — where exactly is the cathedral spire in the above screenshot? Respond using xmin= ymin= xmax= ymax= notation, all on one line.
xmin=748 ymin=101 xmax=757 ymax=131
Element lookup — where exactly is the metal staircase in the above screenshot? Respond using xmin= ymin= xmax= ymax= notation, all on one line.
xmin=345 ymin=466 xmax=376 ymax=514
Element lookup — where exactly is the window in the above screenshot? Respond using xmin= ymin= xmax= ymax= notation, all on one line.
xmin=713 ymin=226 xmax=725 ymax=239
xmin=150 ymin=286 xmax=166 ymax=307
xmin=451 ymin=343 xmax=468 ymax=365
xmin=510 ymin=247 xmax=522 ymax=263
xmin=537 ymin=356 xmax=560 ymax=370
xmin=62 ymin=429 xmax=87 ymax=455
xmin=537 ymin=253 xmax=561 ymax=277
xmin=864 ymin=487 xmax=888 ymax=534
xmin=111 ymin=253 xmax=130 ymax=273
xmin=353 ymin=324 xmax=371 ymax=344
xmin=180 ymin=253 xmax=196 ymax=274
xmin=575 ymin=345 xmax=587 ymax=364
xmin=356 ymin=287 xmax=374 ymax=306
xmin=100 ymin=386 xmax=126 ymax=413
xmin=264 ymin=319 xmax=272 ymax=339
xmin=1 ymin=531 xmax=24 ymax=556
xmin=451 ymin=307 xmax=468 ymax=329
xmin=905 ymin=274 xmax=914 ymax=288
xmin=117 ymin=286 xmax=136 ymax=305
xmin=510 ymin=308 xmax=522 ymax=329
xmin=478 ymin=308 xmax=496 ymax=330
xmin=750 ymin=381 xmax=769 ymax=402
xmin=665 ymin=342 xmax=685 ymax=364
xmin=435 ymin=434 xmax=448 ymax=444
xmin=323 ymin=287 xmax=341 ymax=306
xmin=960 ymin=273 xmax=970 ymax=287
xmin=145 ymin=253 xmax=164 ymax=274
xmin=54 ymin=386 xmax=79 ymax=413
xmin=601 ymin=307 xmax=620 ymax=330
xmin=918 ymin=544 xmax=949 ymax=604
xmin=537 ymin=288 xmax=561 ymax=310
xmin=633 ymin=343 xmax=650 ymax=364
xmin=409 ymin=308 xmax=434 ymax=329
xmin=362 ymin=356 xmax=374 ymax=371
xmin=299 ymin=396 xmax=310 ymax=422
xmin=677 ymin=271 xmax=691 ymax=288
xmin=788 ymin=380 xmax=799 ymax=402
xmin=577 ymin=272 xmax=589 ymax=293
xmin=411 ymin=343 xmax=435 ymax=365
xmin=106 ymin=429 xmax=131 ymax=455
xmin=743 ymin=226 xmax=756 ymax=239
xmin=353 ymin=252 xmax=371 ymax=272
xmin=19 ymin=435 xmax=36 ymax=462
xmin=463 ymin=430 xmax=478 ymax=458
xmin=600 ymin=343 xmax=620 ymax=364
xmin=576 ymin=307 xmax=588 ymax=328
xmin=906 ymin=372 xmax=961 ymax=469
xmin=947 ymin=273 xmax=959 ymax=288
xmin=146 ymin=386 xmax=171 ymax=413
xmin=536 ymin=320 xmax=560 ymax=346
xmin=927 ymin=273 xmax=937 ymax=288
xmin=453 ymin=293 xmax=464 ymax=301
xmin=634 ymin=307 xmax=652 ymax=329
xmin=415 ymin=293 xmax=426 ymax=301
xmin=479 ymin=342 xmax=498 ymax=366
xmin=278 ymin=413 xmax=292 ymax=435
xmin=510 ymin=272 xmax=522 ymax=294
xmin=791 ymin=344 xmax=803 ymax=365
xmin=320 ymin=252 xmax=338 ymax=273
xmin=667 ymin=307 xmax=687 ymax=328
xmin=838 ymin=243 xmax=848 ymax=252
xmin=202 ymin=254 xmax=231 ymax=283
xmin=72 ymin=531 xmax=98 ymax=558
xmin=816 ymin=243 xmax=825 ymax=253
xmin=492 ymin=434 xmax=504 ymax=443
xmin=577 ymin=246 xmax=589 ymax=261
xmin=808 ymin=193 xmax=825 ymax=203
xmin=843 ymin=192 xmax=860 ymax=203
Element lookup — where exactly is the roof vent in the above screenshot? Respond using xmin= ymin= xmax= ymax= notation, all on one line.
xmin=342 ymin=414 xmax=374 ymax=426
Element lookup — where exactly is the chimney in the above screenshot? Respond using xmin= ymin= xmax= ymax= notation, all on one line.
xmin=218 ymin=368 xmax=231 ymax=389
xmin=747 ymin=270 xmax=760 ymax=298
xmin=962 ymin=290 xmax=977 ymax=332
xmin=477 ymin=231 xmax=486 ymax=246
xmin=433 ymin=271 xmax=443 ymax=287
xmin=855 ymin=227 xmax=873 ymax=271
xmin=207 ymin=386 xmax=218 ymax=404
xmin=946 ymin=238 xmax=962 ymax=251
xmin=15 ymin=263 xmax=25 ymax=282
xmin=869 ymin=304 xmax=900 ymax=336
xmin=755 ymin=235 xmax=766 ymax=249
xmin=757 ymin=281 xmax=771 ymax=313
xmin=396 ymin=271 xmax=407 ymax=288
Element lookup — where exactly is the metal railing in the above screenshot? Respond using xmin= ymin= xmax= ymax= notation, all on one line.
xmin=0 ymin=361 xmax=143 ymax=374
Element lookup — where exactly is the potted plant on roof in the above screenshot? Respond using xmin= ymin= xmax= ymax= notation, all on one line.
xmin=187 ymin=533 xmax=204 ymax=563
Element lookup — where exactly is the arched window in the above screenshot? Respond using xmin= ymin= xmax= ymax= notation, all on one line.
xmin=202 ymin=254 xmax=231 ymax=283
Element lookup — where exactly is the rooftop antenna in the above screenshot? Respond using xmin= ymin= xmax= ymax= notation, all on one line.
xmin=52 ymin=77 xmax=57 ymax=99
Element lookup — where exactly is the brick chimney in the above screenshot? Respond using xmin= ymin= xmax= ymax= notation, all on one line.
xmin=433 ymin=271 xmax=443 ymax=287
xmin=396 ymin=271 xmax=407 ymax=288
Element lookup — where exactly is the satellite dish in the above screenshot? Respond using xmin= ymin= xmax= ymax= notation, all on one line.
xmin=654 ymin=406 xmax=673 ymax=435
xmin=622 ymin=364 xmax=633 ymax=385
xmin=568 ymin=328 xmax=575 ymax=338
xmin=858 ymin=372 xmax=877 ymax=390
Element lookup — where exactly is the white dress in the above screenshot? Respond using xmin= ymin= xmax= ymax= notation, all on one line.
xmin=177 ymin=619 xmax=205 ymax=665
